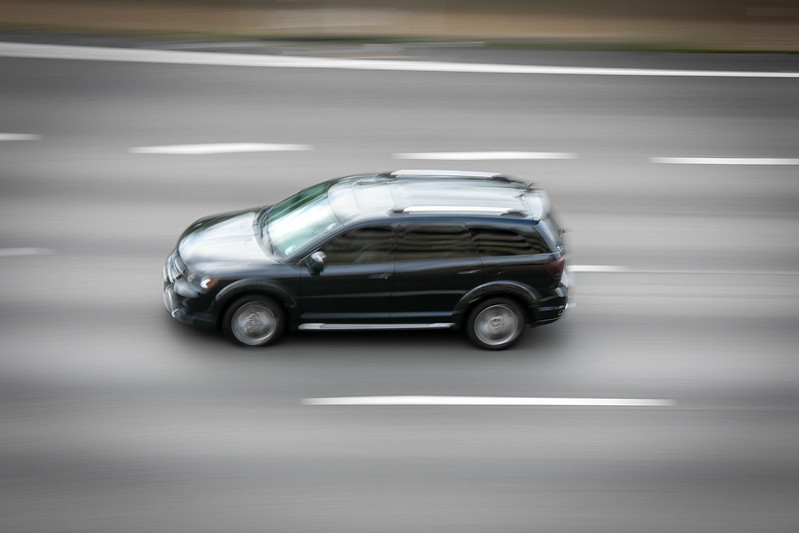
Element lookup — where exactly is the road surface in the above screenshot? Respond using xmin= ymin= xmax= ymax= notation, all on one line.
xmin=1 ymin=41 xmax=798 ymax=533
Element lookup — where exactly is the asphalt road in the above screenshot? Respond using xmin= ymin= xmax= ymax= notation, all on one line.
xmin=1 ymin=42 xmax=798 ymax=533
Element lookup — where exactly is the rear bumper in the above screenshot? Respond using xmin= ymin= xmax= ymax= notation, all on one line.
xmin=532 ymin=270 xmax=570 ymax=324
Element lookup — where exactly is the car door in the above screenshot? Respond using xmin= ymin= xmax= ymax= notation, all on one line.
xmin=391 ymin=222 xmax=483 ymax=324
xmin=297 ymin=225 xmax=395 ymax=324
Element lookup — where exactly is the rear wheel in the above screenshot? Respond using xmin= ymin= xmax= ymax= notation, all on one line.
xmin=466 ymin=297 xmax=525 ymax=350
xmin=223 ymin=296 xmax=284 ymax=347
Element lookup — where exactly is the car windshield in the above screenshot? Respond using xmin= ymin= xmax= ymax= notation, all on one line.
xmin=264 ymin=182 xmax=342 ymax=258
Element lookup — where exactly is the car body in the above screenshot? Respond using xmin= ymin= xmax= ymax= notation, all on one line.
xmin=162 ymin=170 xmax=569 ymax=349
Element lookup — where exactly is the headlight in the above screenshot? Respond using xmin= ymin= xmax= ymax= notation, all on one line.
xmin=200 ymin=277 xmax=218 ymax=290
xmin=187 ymin=272 xmax=218 ymax=291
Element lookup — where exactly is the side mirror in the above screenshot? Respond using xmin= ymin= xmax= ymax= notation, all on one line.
xmin=306 ymin=251 xmax=326 ymax=274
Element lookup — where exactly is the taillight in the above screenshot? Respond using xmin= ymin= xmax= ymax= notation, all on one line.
xmin=545 ymin=256 xmax=565 ymax=282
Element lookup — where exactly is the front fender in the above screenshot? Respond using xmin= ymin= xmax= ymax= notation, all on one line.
xmin=215 ymin=278 xmax=300 ymax=327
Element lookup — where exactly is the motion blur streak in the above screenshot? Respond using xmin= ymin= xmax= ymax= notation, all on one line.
xmin=130 ymin=143 xmax=313 ymax=155
xmin=2 ymin=41 xmax=799 ymax=77
xmin=651 ymin=157 xmax=799 ymax=165
xmin=0 ymin=133 xmax=42 ymax=141
xmin=0 ymin=247 xmax=54 ymax=256
xmin=394 ymin=151 xmax=577 ymax=160
xmin=303 ymin=396 xmax=676 ymax=407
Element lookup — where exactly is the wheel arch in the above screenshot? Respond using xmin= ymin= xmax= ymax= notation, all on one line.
xmin=215 ymin=279 xmax=299 ymax=329
xmin=455 ymin=281 xmax=540 ymax=327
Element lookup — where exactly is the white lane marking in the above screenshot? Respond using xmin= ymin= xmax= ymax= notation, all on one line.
xmin=651 ymin=157 xmax=799 ymax=165
xmin=130 ymin=143 xmax=312 ymax=155
xmin=568 ymin=265 xmax=799 ymax=276
xmin=0 ymin=248 xmax=54 ymax=257
xmin=394 ymin=151 xmax=577 ymax=161
xmin=303 ymin=396 xmax=676 ymax=407
xmin=1 ymin=42 xmax=798 ymax=78
xmin=568 ymin=265 xmax=630 ymax=273
xmin=0 ymin=133 xmax=42 ymax=141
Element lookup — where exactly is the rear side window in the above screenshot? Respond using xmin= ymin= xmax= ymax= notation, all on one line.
xmin=398 ymin=225 xmax=475 ymax=261
xmin=471 ymin=227 xmax=550 ymax=256
xmin=536 ymin=216 xmax=564 ymax=249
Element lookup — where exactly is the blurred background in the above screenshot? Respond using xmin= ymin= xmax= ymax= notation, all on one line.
xmin=1 ymin=2 xmax=799 ymax=533
xmin=4 ymin=0 xmax=799 ymax=50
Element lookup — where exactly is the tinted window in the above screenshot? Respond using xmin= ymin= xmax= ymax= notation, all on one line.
xmin=321 ymin=226 xmax=394 ymax=264
xmin=536 ymin=216 xmax=564 ymax=248
xmin=398 ymin=225 xmax=475 ymax=261
xmin=471 ymin=227 xmax=550 ymax=256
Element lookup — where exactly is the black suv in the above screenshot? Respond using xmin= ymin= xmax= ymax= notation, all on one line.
xmin=162 ymin=170 xmax=569 ymax=349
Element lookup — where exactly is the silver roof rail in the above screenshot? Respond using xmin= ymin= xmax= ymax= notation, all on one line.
xmin=389 ymin=169 xmax=504 ymax=178
xmin=397 ymin=205 xmax=526 ymax=216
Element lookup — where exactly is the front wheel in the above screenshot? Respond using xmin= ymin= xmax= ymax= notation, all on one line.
xmin=223 ymin=296 xmax=284 ymax=347
xmin=466 ymin=298 xmax=525 ymax=350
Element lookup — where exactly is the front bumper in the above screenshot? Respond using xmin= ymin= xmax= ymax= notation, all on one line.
xmin=162 ymin=262 xmax=217 ymax=328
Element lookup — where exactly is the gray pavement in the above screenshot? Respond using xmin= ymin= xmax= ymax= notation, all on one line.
xmin=1 ymin=43 xmax=798 ymax=532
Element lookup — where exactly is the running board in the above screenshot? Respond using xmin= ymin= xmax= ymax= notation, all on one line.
xmin=298 ymin=323 xmax=454 ymax=331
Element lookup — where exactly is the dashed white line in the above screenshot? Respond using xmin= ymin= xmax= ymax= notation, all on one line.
xmin=1 ymin=42 xmax=799 ymax=78
xmin=651 ymin=157 xmax=799 ymax=165
xmin=568 ymin=265 xmax=799 ymax=276
xmin=394 ymin=151 xmax=577 ymax=161
xmin=568 ymin=265 xmax=630 ymax=273
xmin=130 ymin=143 xmax=312 ymax=155
xmin=303 ymin=396 xmax=676 ymax=407
xmin=0 ymin=133 xmax=41 ymax=141
xmin=0 ymin=248 xmax=54 ymax=257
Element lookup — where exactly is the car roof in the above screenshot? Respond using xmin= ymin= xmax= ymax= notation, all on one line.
xmin=327 ymin=170 xmax=549 ymax=223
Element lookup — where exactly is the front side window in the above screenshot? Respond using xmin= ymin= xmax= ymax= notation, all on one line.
xmin=398 ymin=225 xmax=475 ymax=261
xmin=321 ymin=226 xmax=394 ymax=264
xmin=265 ymin=182 xmax=342 ymax=257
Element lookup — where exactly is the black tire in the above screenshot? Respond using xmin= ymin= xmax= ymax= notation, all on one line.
xmin=222 ymin=296 xmax=284 ymax=347
xmin=466 ymin=297 xmax=525 ymax=350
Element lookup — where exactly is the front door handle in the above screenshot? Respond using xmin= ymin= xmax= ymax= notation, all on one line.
xmin=368 ymin=273 xmax=392 ymax=280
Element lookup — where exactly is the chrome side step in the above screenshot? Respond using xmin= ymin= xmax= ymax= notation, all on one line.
xmin=298 ymin=323 xmax=454 ymax=331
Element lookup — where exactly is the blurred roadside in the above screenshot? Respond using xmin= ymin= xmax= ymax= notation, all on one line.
xmin=2 ymin=0 xmax=799 ymax=52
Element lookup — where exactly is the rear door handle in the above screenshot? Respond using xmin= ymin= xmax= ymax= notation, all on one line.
xmin=368 ymin=273 xmax=392 ymax=280
xmin=457 ymin=269 xmax=480 ymax=275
